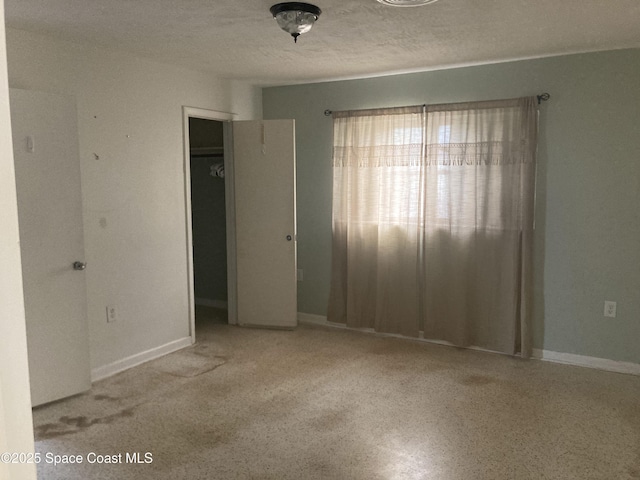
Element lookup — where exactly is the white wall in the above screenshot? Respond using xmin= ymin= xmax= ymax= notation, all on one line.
xmin=232 ymin=80 xmax=264 ymax=121
xmin=0 ymin=11 xmax=37 ymax=480
xmin=6 ymin=28 xmax=262 ymax=373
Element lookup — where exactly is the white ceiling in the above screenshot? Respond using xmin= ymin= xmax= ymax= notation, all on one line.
xmin=5 ymin=0 xmax=640 ymax=86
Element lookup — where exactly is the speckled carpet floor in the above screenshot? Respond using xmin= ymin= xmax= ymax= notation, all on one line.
xmin=33 ymin=307 xmax=640 ymax=479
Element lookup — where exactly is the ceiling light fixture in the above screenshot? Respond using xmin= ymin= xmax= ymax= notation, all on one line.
xmin=376 ymin=0 xmax=439 ymax=6
xmin=270 ymin=2 xmax=322 ymax=43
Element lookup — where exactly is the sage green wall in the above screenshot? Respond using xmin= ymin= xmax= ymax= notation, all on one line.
xmin=263 ymin=49 xmax=640 ymax=364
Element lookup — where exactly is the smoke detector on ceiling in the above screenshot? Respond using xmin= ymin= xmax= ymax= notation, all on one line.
xmin=377 ymin=0 xmax=439 ymax=6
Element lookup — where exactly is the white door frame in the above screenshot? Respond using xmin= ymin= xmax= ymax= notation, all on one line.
xmin=182 ymin=106 xmax=237 ymax=344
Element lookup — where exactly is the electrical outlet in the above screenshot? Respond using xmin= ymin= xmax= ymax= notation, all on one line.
xmin=604 ymin=301 xmax=617 ymax=318
xmin=106 ymin=305 xmax=118 ymax=323
xmin=297 ymin=269 xmax=303 ymax=282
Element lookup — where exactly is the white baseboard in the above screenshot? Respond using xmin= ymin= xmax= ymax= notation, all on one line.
xmin=91 ymin=337 xmax=193 ymax=382
xmin=298 ymin=313 xmax=640 ymax=376
xmin=195 ymin=298 xmax=228 ymax=310
xmin=298 ymin=312 xmax=393 ymax=336
xmin=532 ymin=348 xmax=640 ymax=376
xmin=298 ymin=313 xmax=507 ymax=356
xmin=298 ymin=312 xmax=339 ymax=327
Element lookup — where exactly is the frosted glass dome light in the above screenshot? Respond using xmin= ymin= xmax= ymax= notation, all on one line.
xmin=270 ymin=3 xmax=322 ymax=43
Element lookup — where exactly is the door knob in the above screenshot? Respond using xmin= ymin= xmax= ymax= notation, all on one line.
xmin=72 ymin=261 xmax=86 ymax=271
xmin=286 ymin=235 xmax=292 ymax=241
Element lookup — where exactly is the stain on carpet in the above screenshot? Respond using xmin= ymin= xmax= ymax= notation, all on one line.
xmin=309 ymin=410 xmax=349 ymax=431
xmin=93 ymin=394 xmax=120 ymax=402
xmin=35 ymin=407 xmax=136 ymax=440
xmin=151 ymin=349 xmax=227 ymax=378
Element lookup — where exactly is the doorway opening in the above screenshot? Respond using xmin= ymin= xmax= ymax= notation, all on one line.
xmin=183 ymin=106 xmax=237 ymax=344
xmin=189 ymin=117 xmax=228 ymax=329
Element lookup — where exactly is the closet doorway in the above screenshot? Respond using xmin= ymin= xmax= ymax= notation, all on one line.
xmin=183 ymin=107 xmax=297 ymax=341
xmin=189 ymin=117 xmax=229 ymax=328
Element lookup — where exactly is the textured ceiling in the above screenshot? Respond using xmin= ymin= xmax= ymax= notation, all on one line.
xmin=5 ymin=0 xmax=640 ymax=86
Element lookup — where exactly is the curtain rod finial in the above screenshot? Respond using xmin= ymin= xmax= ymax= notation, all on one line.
xmin=537 ymin=93 xmax=550 ymax=104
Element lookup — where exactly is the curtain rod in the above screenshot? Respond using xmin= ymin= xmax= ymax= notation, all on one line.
xmin=323 ymin=93 xmax=551 ymax=116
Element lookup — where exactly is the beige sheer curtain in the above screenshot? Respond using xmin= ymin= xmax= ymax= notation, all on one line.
xmin=328 ymin=106 xmax=425 ymax=337
xmin=328 ymin=97 xmax=537 ymax=356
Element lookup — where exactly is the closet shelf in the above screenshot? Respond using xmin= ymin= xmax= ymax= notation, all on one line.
xmin=190 ymin=147 xmax=224 ymax=157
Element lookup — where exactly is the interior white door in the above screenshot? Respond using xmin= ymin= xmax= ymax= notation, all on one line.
xmin=10 ymin=88 xmax=91 ymax=407
xmin=232 ymin=120 xmax=297 ymax=328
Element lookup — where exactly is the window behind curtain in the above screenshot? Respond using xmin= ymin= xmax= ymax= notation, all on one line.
xmin=328 ymin=97 xmax=538 ymax=356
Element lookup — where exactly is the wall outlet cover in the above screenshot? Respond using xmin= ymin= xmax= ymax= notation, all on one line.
xmin=106 ymin=305 xmax=118 ymax=323
xmin=604 ymin=301 xmax=617 ymax=318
